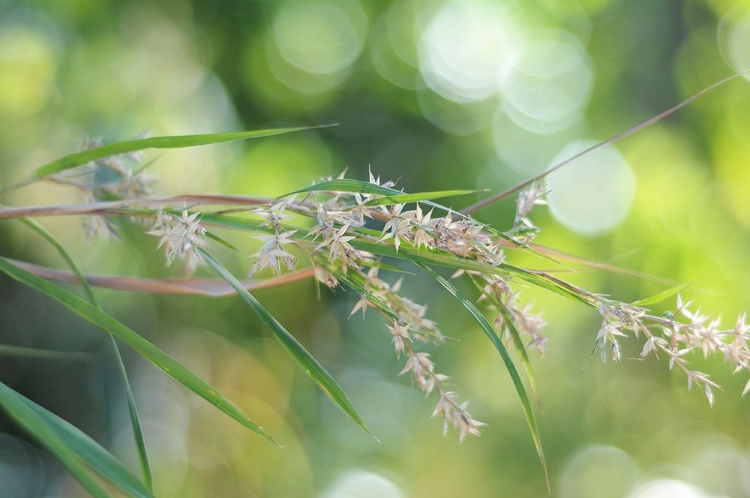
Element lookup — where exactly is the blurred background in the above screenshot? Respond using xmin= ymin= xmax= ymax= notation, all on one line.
xmin=1 ymin=0 xmax=750 ymax=496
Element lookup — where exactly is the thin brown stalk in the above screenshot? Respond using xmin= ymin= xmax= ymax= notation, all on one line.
xmin=463 ymin=71 xmax=750 ymax=215
xmin=0 ymin=195 xmax=272 ymax=219
xmin=5 ymin=258 xmax=315 ymax=296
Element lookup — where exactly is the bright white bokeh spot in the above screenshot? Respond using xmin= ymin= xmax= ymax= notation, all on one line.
xmin=628 ymin=479 xmax=709 ymax=498
xmin=418 ymin=89 xmax=496 ymax=135
xmin=321 ymin=470 xmax=406 ymax=498
xmin=559 ymin=445 xmax=639 ymax=498
xmin=492 ymin=109 xmax=584 ymax=174
xmin=500 ymin=29 xmax=591 ymax=130
xmin=718 ymin=9 xmax=750 ymax=77
xmin=273 ymin=0 xmax=367 ymax=75
xmin=685 ymin=440 xmax=750 ymax=496
xmin=547 ymin=141 xmax=636 ymax=235
xmin=418 ymin=1 xmax=523 ymax=103
xmin=369 ymin=10 xmax=426 ymax=91
xmin=511 ymin=29 xmax=586 ymax=78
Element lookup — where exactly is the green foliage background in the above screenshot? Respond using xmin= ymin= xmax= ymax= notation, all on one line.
xmin=1 ymin=0 xmax=750 ymax=496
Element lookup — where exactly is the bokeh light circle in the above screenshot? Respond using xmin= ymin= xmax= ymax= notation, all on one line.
xmin=718 ymin=7 xmax=750 ymax=78
xmin=559 ymin=444 xmax=639 ymax=498
xmin=499 ymin=29 xmax=592 ymax=131
xmin=418 ymin=1 xmax=523 ymax=103
xmin=322 ymin=470 xmax=406 ymax=498
xmin=492 ymin=107 xmax=584 ymax=174
xmin=627 ymin=479 xmax=709 ymax=498
xmin=272 ymin=0 xmax=367 ymax=76
xmin=546 ymin=141 xmax=636 ymax=235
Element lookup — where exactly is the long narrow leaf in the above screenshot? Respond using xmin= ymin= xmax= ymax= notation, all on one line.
xmin=631 ymin=282 xmax=691 ymax=307
xmin=30 ymin=127 xmax=328 ymax=180
xmin=0 ymin=257 xmax=278 ymax=445
xmin=19 ymin=217 xmax=153 ymax=489
xmin=199 ymin=249 xmax=374 ymax=438
xmin=347 ymin=238 xmax=593 ymax=306
xmin=12 ymin=385 xmax=154 ymax=498
xmin=283 ymin=179 xmax=402 ymax=198
xmin=467 ymin=274 xmax=541 ymax=405
xmin=0 ymin=344 xmax=90 ymax=360
xmin=416 ymin=263 xmax=549 ymax=491
xmin=0 ymin=382 xmax=111 ymax=498
xmin=363 ymin=190 xmax=479 ymax=206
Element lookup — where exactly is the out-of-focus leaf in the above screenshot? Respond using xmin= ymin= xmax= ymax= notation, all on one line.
xmin=29 ymin=127 xmax=327 ymax=180
xmin=416 ymin=263 xmax=549 ymax=491
xmin=0 ymin=344 xmax=90 ymax=360
xmin=0 ymin=257 xmax=278 ymax=445
xmin=0 ymin=382 xmax=113 ymax=498
xmin=466 ymin=274 xmax=541 ymax=405
xmin=199 ymin=249 xmax=375 ymax=439
xmin=18 ymin=217 xmax=153 ymax=490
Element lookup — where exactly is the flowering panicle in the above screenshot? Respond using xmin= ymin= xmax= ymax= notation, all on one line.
xmin=56 ymin=136 xmax=157 ymax=240
xmin=512 ymin=182 xmax=548 ymax=239
xmin=307 ymin=199 xmax=369 ymax=272
xmin=249 ymin=231 xmax=297 ymax=278
xmin=148 ymin=210 xmax=207 ymax=276
xmin=56 ymin=136 xmax=157 ymax=202
xmin=593 ymin=295 xmax=750 ymax=406
xmin=129 ymin=168 xmax=750 ymax=437
xmin=472 ymin=274 xmax=548 ymax=356
xmin=393 ymin=324 xmax=484 ymax=441
xmin=432 ymin=213 xmax=505 ymax=267
xmin=248 ymin=199 xmax=298 ymax=278
xmin=350 ymin=267 xmax=443 ymax=342
xmin=345 ymin=266 xmax=483 ymax=440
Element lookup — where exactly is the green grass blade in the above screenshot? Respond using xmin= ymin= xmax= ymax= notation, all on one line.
xmin=466 ymin=275 xmax=541 ymax=406
xmin=199 ymin=249 xmax=375 ymax=438
xmin=30 ymin=127 xmax=326 ymax=180
xmin=313 ymin=258 xmax=398 ymax=321
xmin=13 ymin=385 xmax=154 ymax=498
xmin=284 ymin=179 xmax=478 ymax=205
xmin=416 ymin=263 xmax=549 ymax=490
xmin=19 ymin=217 xmax=153 ymax=490
xmin=205 ymin=230 xmax=238 ymax=251
xmin=347 ymin=237 xmax=592 ymax=306
xmin=108 ymin=336 xmax=152 ymax=489
xmin=0 ymin=382 xmax=112 ymax=498
xmin=363 ymin=191 xmax=479 ymax=206
xmin=19 ymin=219 xmax=100 ymax=304
xmin=0 ymin=344 xmax=90 ymax=360
xmin=197 ymin=212 xmax=589 ymax=307
xmin=631 ymin=282 xmax=691 ymax=307
xmin=496 ymin=305 xmax=541 ymax=406
xmin=0 ymin=257 xmax=279 ymax=446
xmin=283 ymin=179 xmax=402 ymax=197
xmin=283 ymin=179 xmax=471 ymax=218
